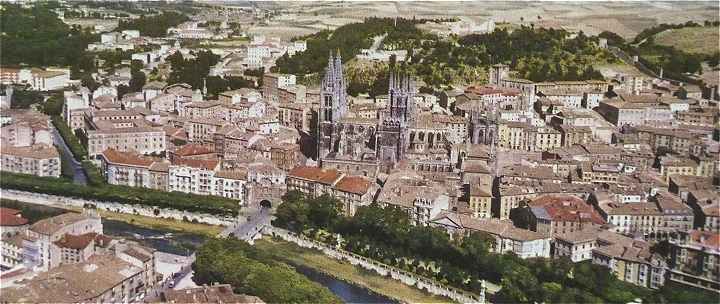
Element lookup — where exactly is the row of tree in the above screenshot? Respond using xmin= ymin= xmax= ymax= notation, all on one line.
xmin=116 ymin=11 xmax=189 ymax=37
xmin=272 ymin=191 xmax=716 ymax=303
xmin=193 ymin=238 xmax=341 ymax=303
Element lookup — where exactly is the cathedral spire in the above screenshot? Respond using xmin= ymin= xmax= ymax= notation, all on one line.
xmin=389 ymin=71 xmax=395 ymax=90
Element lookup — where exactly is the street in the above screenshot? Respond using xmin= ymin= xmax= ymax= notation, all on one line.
xmin=231 ymin=206 xmax=272 ymax=241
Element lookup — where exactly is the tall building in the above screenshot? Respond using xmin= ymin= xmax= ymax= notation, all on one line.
xmin=317 ymin=53 xmax=349 ymax=161
xmin=376 ymin=72 xmax=415 ymax=165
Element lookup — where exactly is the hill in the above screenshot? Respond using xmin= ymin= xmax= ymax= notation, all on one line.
xmin=654 ymin=26 xmax=720 ymax=55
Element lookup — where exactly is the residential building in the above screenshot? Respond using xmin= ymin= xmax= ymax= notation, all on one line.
xmin=1 ymin=143 xmax=60 ymax=177
xmin=99 ymin=148 xmax=168 ymax=190
xmin=431 ymin=213 xmax=551 ymax=258
xmin=527 ymin=194 xmax=605 ymax=237
xmin=0 ymin=254 xmax=149 ymax=303
xmin=592 ymin=234 xmax=667 ymax=289
xmin=667 ymin=230 xmax=720 ymax=292
xmin=25 ymin=212 xmax=103 ymax=271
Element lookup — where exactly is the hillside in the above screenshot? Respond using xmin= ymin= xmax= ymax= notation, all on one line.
xmin=654 ymin=26 xmax=720 ymax=55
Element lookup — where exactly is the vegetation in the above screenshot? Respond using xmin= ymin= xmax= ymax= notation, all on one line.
xmin=166 ymin=50 xmax=219 ymax=89
xmin=117 ymin=11 xmax=189 ymax=37
xmin=51 ymin=116 xmax=88 ymax=160
xmin=603 ymin=22 xmax=719 ymax=83
xmin=255 ymin=238 xmax=449 ymax=303
xmin=8 ymin=88 xmax=43 ymax=109
xmin=654 ymin=26 xmax=720 ymax=57
xmin=95 ymin=209 xmax=223 ymax=238
xmin=275 ymin=17 xmax=430 ymax=76
xmin=277 ymin=18 xmax=611 ymax=90
xmin=0 ymin=199 xmax=66 ymax=223
xmin=193 ymin=238 xmax=342 ymax=303
xmin=0 ymin=3 xmax=97 ymax=68
xmin=1 ymin=171 xmax=240 ymax=217
xmin=273 ymin=191 xmax=714 ymax=304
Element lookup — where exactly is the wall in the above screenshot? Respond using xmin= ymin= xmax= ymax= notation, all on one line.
xmin=264 ymin=226 xmax=486 ymax=304
xmin=0 ymin=189 xmax=235 ymax=226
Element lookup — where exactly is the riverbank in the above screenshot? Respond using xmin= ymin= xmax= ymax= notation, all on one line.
xmin=255 ymin=237 xmax=451 ymax=303
xmin=0 ymin=199 xmax=223 ymax=238
xmin=94 ymin=209 xmax=223 ymax=238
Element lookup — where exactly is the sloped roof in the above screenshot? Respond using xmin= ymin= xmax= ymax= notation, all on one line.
xmin=288 ymin=166 xmax=342 ymax=185
xmin=333 ymin=176 xmax=372 ymax=195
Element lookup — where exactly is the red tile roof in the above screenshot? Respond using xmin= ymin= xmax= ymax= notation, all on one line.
xmin=289 ymin=166 xmax=342 ymax=185
xmin=101 ymin=148 xmax=154 ymax=167
xmin=172 ymin=158 xmax=220 ymax=170
xmin=530 ymin=194 xmax=605 ymax=225
xmin=0 ymin=208 xmax=28 ymax=226
xmin=174 ymin=144 xmax=215 ymax=157
xmin=333 ymin=176 xmax=372 ymax=195
xmin=688 ymin=230 xmax=720 ymax=250
xmin=53 ymin=233 xmax=99 ymax=250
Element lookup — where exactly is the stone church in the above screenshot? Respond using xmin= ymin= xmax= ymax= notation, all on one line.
xmin=317 ymin=54 xmax=455 ymax=178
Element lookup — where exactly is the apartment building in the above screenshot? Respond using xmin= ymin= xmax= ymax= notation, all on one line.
xmin=431 ymin=213 xmax=551 ymax=259
xmin=1 ymin=143 xmax=60 ymax=177
xmin=99 ymin=148 xmax=168 ymax=190
xmin=25 ymin=212 xmax=103 ymax=271
xmin=287 ymin=166 xmax=375 ymax=215
xmin=667 ymin=230 xmax=720 ymax=292
xmin=592 ymin=234 xmax=667 ymax=289
xmin=527 ymin=194 xmax=605 ymax=237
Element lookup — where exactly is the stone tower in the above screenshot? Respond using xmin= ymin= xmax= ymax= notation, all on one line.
xmin=489 ymin=63 xmax=509 ymax=86
xmin=376 ymin=71 xmax=416 ymax=165
xmin=317 ymin=52 xmax=348 ymax=160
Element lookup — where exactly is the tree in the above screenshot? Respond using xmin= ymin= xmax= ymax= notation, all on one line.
xmin=194 ymin=239 xmax=341 ymax=304
xmin=116 ymin=11 xmax=189 ymax=37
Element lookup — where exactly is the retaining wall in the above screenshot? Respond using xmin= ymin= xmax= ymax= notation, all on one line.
xmin=1 ymin=189 xmax=236 ymax=226
xmin=265 ymin=226 xmax=486 ymax=304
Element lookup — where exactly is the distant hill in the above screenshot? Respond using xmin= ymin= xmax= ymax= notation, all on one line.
xmin=654 ymin=26 xmax=720 ymax=56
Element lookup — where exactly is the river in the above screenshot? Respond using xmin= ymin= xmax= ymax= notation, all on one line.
xmin=1 ymin=200 xmax=394 ymax=303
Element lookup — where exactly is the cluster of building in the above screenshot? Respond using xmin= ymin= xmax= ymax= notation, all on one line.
xmin=0 ymin=67 xmax=71 ymax=91
xmin=0 ymin=209 xmax=157 ymax=302
xmin=282 ymin=55 xmax=719 ymax=292
xmin=0 ymin=109 xmax=60 ymax=177
xmin=0 ymin=208 xmax=264 ymax=303
xmin=2 ymin=2 xmax=718 ymax=296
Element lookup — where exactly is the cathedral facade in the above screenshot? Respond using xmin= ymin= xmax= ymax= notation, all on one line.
xmin=317 ymin=54 xmax=455 ymax=177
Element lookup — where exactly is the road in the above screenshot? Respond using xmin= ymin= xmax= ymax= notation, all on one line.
xmin=52 ymin=127 xmax=88 ymax=185
xmin=143 ymin=253 xmax=196 ymax=302
xmin=230 ymin=206 xmax=272 ymax=242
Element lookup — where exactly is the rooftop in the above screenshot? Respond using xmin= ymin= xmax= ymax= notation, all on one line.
xmin=288 ymin=166 xmax=342 ymax=185
xmin=30 ymin=213 xmax=95 ymax=236
xmin=0 ymin=207 xmax=28 ymax=227
xmin=0 ymin=255 xmax=143 ymax=303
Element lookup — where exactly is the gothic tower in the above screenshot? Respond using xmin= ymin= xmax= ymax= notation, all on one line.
xmin=376 ymin=71 xmax=416 ymax=165
xmin=317 ymin=53 xmax=348 ymax=160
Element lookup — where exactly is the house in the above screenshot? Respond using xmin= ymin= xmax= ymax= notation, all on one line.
xmin=667 ymin=230 xmax=719 ymax=292
xmin=431 ymin=212 xmax=551 ymax=258
xmin=526 ymin=194 xmax=605 ymax=237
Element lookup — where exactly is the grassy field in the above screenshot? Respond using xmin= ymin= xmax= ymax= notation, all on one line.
xmin=655 ymin=26 xmax=720 ymax=55
xmin=95 ymin=210 xmax=224 ymax=237
xmin=254 ymin=238 xmax=452 ymax=303
xmin=0 ymin=198 xmax=223 ymax=237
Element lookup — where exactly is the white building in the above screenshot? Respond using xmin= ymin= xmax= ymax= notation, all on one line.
xmin=431 ymin=213 xmax=551 ymax=259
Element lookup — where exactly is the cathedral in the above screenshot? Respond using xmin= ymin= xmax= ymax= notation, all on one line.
xmin=317 ymin=54 xmax=455 ymax=177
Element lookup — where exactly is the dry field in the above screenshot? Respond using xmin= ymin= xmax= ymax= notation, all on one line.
xmin=240 ymin=1 xmax=718 ymax=40
xmin=655 ymin=26 xmax=720 ymax=55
